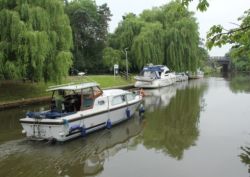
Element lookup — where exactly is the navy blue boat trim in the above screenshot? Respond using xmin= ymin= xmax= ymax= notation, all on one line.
xmin=65 ymin=122 xmax=106 ymax=137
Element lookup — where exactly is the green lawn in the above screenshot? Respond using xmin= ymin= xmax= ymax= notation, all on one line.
xmin=0 ymin=75 xmax=134 ymax=104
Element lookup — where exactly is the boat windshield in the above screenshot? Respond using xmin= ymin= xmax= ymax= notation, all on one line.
xmin=51 ymin=90 xmax=81 ymax=113
xmin=50 ymin=86 xmax=103 ymax=112
xmin=142 ymin=71 xmax=158 ymax=78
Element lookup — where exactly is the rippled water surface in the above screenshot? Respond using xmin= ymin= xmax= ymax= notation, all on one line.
xmin=0 ymin=75 xmax=250 ymax=177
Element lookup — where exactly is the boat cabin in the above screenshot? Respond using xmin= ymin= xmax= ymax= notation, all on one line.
xmin=139 ymin=65 xmax=170 ymax=79
xmin=48 ymin=83 xmax=102 ymax=113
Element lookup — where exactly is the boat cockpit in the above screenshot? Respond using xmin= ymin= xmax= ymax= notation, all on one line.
xmin=51 ymin=85 xmax=103 ymax=113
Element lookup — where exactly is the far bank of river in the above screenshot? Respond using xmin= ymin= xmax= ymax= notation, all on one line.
xmin=0 ymin=75 xmax=134 ymax=109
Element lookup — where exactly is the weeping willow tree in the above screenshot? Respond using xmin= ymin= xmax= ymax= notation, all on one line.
xmin=103 ymin=47 xmax=124 ymax=71
xmin=107 ymin=1 xmax=206 ymax=72
xmin=132 ymin=22 xmax=164 ymax=68
xmin=107 ymin=13 xmax=146 ymax=71
xmin=0 ymin=0 xmax=73 ymax=82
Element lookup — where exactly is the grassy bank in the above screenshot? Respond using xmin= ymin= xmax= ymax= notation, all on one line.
xmin=0 ymin=75 xmax=133 ymax=104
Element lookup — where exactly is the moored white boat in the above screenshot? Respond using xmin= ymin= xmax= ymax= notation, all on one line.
xmin=176 ymin=72 xmax=189 ymax=82
xmin=20 ymin=82 xmax=143 ymax=142
xmin=188 ymin=69 xmax=204 ymax=79
xmin=134 ymin=64 xmax=176 ymax=88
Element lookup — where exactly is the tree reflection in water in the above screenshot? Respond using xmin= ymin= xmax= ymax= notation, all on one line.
xmin=239 ymin=145 xmax=250 ymax=174
xmin=141 ymin=80 xmax=207 ymax=160
xmin=229 ymin=74 xmax=250 ymax=93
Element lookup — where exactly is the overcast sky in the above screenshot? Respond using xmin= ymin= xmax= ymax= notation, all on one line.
xmin=95 ymin=0 xmax=250 ymax=56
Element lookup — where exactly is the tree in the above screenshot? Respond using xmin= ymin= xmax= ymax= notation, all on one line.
xmin=228 ymin=48 xmax=250 ymax=71
xmin=65 ymin=0 xmax=111 ymax=73
xmin=0 ymin=0 xmax=73 ymax=82
xmin=206 ymin=9 xmax=250 ymax=71
xmin=103 ymin=47 xmax=124 ymax=71
xmin=107 ymin=1 xmax=205 ymax=72
xmin=181 ymin=0 xmax=250 ymax=72
xmin=158 ymin=2 xmax=201 ymax=71
xmin=181 ymin=0 xmax=209 ymax=11
xmin=132 ymin=22 xmax=164 ymax=68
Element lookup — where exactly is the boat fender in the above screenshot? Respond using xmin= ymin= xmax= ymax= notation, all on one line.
xmin=139 ymin=104 xmax=145 ymax=116
xmin=139 ymin=88 xmax=145 ymax=97
xmin=81 ymin=125 xmax=86 ymax=136
xmin=126 ymin=108 xmax=131 ymax=119
xmin=69 ymin=125 xmax=81 ymax=133
xmin=106 ymin=119 xmax=112 ymax=129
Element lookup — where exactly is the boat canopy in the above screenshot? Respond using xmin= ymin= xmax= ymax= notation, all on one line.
xmin=47 ymin=82 xmax=100 ymax=91
xmin=143 ymin=65 xmax=169 ymax=72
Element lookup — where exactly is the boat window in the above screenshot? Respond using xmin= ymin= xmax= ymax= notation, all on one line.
xmin=165 ymin=71 xmax=170 ymax=76
xmin=126 ymin=93 xmax=135 ymax=101
xmin=98 ymin=100 xmax=105 ymax=105
xmin=82 ymin=87 xmax=92 ymax=96
xmin=81 ymin=88 xmax=94 ymax=110
xmin=93 ymin=86 xmax=103 ymax=98
xmin=51 ymin=90 xmax=81 ymax=112
xmin=143 ymin=71 xmax=156 ymax=78
xmin=111 ymin=95 xmax=126 ymax=106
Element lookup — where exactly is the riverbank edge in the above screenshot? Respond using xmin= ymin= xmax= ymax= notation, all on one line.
xmin=0 ymin=84 xmax=135 ymax=110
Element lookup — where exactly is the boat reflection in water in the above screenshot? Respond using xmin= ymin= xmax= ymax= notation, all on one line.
xmin=143 ymin=86 xmax=177 ymax=112
xmin=0 ymin=115 xmax=144 ymax=177
xmin=141 ymin=80 xmax=207 ymax=159
xmin=143 ymin=81 xmax=190 ymax=112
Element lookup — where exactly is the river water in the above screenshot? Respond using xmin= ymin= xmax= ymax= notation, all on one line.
xmin=0 ymin=75 xmax=250 ymax=177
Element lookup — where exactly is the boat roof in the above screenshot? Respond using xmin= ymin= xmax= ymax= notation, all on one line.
xmin=143 ymin=65 xmax=169 ymax=72
xmin=47 ymin=82 xmax=100 ymax=91
xmin=103 ymin=89 xmax=129 ymax=96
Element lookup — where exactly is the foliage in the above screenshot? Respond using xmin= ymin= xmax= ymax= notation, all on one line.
xmin=229 ymin=74 xmax=250 ymax=93
xmin=103 ymin=47 xmax=124 ymax=71
xmin=239 ymin=146 xmax=250 ymax=166
xmin=65 ymin=0 xmax=111 ymax=73
xmin=181 ymin=0 xmax=209 ymax=11
xmin=132 ymin=22 xmax=164 ymax=68
xmin=207 ymin=9 xmax=250 ymax=71
xmin=0 ymin=0 xmax=73 ymax=82
xmin=228 ymin=48 xmax=250 ymax=71
xmin=107 ymin=1 xmax=206 ymax=72
xmin=197 ymin=46 xmax=209 ymax=69
xmin=109 ymin=13 xmax=146 ymax=71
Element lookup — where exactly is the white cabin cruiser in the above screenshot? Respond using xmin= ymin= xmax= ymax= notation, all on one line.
xmin=176 ymin=72 xmax=188 ymax=82
xmin=20 ymin=82 xmax=143 ymax=142
xmin=134 ymin=65 xmax=176 ymax=88
xmin=188 ymin=69 xmax=204 ymax=79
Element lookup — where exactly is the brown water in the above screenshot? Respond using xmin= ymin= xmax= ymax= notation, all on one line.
xmin=0 ymin=75 xmax=250 ymax=177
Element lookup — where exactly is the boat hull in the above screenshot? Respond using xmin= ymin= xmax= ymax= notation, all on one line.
xmin=176 ymin=75 xmax=188 ymax=82
xmin=134 ymin=77 xmax=175 ymax=88
xmin=20 ymin=101 xmax=141 ymax=142
xmin=188 ymin=74 xmax=204 ymax=79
